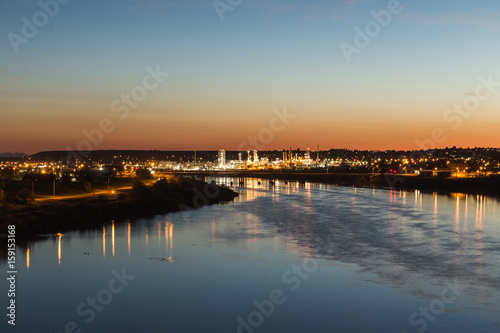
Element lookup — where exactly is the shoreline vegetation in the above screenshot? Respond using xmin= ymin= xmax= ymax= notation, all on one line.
xmin=0 ymin=175 xmax=238 ymax=237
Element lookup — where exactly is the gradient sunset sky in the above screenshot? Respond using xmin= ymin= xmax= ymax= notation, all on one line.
xmin=1 ymin=0 xmax=500 ymax=154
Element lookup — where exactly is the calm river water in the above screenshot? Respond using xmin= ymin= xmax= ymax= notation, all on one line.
xmin=2 ymin=178 xmax=500 ymax=333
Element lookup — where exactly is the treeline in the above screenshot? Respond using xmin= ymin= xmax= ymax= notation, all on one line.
xmin=127 ymin=177 xmax=238 ymax=213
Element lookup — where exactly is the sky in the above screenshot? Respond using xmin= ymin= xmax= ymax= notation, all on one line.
xmin=1 ymin=0 xmax=500 ymax=154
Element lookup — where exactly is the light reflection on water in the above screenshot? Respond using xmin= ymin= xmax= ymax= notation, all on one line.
xmin=2 ymin=179 xmax=500 ymax=333
xmin=57 ymin=232 xmax=62 ymax=265
xmin=26 ymin=247 xmax=30 ymax=271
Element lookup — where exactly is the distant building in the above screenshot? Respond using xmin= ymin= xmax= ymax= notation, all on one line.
xmin=218 ymin=149 xmax=226 ymax=168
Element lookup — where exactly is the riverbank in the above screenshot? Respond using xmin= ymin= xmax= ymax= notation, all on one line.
xmin=374 ymin=174 xmax=500 ymax=197
xmin=178 ymin=171 xmax=500 ymax=198
xmin=0 ymin=176 xmax=238 ymax=237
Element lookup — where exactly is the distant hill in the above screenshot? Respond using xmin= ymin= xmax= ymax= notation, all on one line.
xmin=27 ymin=150 xmax=285 ymax=163
xmin=28 ymin=150 xmax=237 ymax=163
xmin=0 ymin=152 xmax=27 ymax=158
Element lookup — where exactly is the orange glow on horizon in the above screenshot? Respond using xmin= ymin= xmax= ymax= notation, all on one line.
xmin=8 ymin=104 xmax=500 ymax=156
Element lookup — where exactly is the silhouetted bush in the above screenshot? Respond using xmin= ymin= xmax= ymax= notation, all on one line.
xmin=82 ymin=181 xmax=92 ymax=193
xmin=16 ymin=188 xmax=33 ymax=204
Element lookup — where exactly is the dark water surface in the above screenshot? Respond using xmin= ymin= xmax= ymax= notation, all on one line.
xmin=2 ymin=179 xmax=500 ymax=332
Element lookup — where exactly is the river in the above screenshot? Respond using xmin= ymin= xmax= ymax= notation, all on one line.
xmin=2 ymin=178 xmax=500 ymax=333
